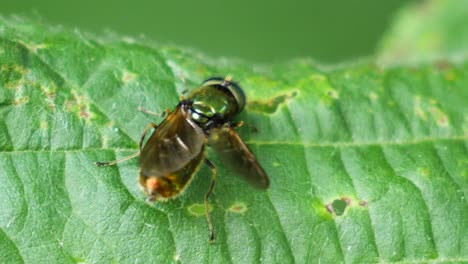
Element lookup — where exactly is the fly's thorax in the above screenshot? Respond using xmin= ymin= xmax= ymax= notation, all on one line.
xmin=188 ymin=77 xmax=246 ymax=127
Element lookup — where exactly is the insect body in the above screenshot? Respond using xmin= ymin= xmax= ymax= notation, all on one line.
xmin=96 ymin=76 xmax=269 ymax=242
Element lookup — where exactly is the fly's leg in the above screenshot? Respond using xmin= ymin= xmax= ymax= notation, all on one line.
xmin=177 ymin=73 xmax=189 ymax=99
xmin=138 ymin=123 xmax=158 ymax=151
xmin=231 ymin=120 xmax=258 ymax=133
xmin=138 ymin=107 xmax=170 ymax=118
xmin=95 ymin=152 xmax=140 ymax=167
xmin=231 ymin=121 xmax=244 ymax=128
xmin=95 ymin=123 xmax=158 ymax=167
xmin=204 ymin=159 xmax=217 ymax=243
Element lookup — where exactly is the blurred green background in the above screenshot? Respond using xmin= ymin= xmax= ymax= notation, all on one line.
xmin=3 ymin=0 xmax=414 ymax=63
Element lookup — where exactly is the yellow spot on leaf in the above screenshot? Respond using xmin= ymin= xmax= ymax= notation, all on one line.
xmin=444 ymin=71 xmax=455 ymax=81
xmin=458 ymin=159 xmax=468 ymax=177
xmin=40 ymin=84 xmax=57 ymax=110
xmin=414 ymin=96 xmax=449 ymax=126
xmin=101 ymin=136 xmax=108 ymax=149
xmin=247 ymin=91 xmax=297 ymax=114
xmin=327 ymin=89 xmax=339 ymax=99
xmin=187 ymin=203 xmax=212 ymax=216
xmin=428 ymin=107 xmax=449 ymax=127
xmin=418 ymin=167 xmax=430 ymax=178
xmin=14 ymin=96 xmax=29 ymax=106
xmin=415 ymin=108 xmax=428 ymax=121
xmin=21 ymin=41 xmax=47 ymax=53
xmin=40 ymin=121 xmax=48 ymax=130
xmin=122 ymin=70 xmax=137 ymax=84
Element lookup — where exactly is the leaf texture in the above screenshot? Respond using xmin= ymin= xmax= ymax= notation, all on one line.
xmin=0 ymin=16 xmax=467 ymax=264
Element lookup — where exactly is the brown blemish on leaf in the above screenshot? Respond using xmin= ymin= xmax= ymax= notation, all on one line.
xmin=247 ymin=91 xmax=298 ymax=114
xmin=66 ymin=90 xmax=92 ymax=120
xmin=341 ymin=197 xmax=352 ymax=206
xmin=122 ymin=70 xmax=137 ymax=84
xmin=14 ymin=96 xmax=29 ymax=106
xmin=39 ymin=84 xmax=57 ymax=110
xmin=434 ymin=60 xmax=452 ymax=70
xmin=359 ymin=200 xmax=368 ymax=207
xmin=228 ymin=202 xmax=248 ymax=214
xmin=79 ymin=111 xmax=90 ymax=118
xmin=414 ymin=96 xmax=449 ymax=126
xmin=1 ymin=64 xmax=27 ymax=89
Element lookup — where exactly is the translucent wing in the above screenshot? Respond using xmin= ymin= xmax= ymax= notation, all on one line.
xmin=209 ymin=127 xmax=269 ymax=189
xmin=139 ymin=105 xmax=206 ymax=177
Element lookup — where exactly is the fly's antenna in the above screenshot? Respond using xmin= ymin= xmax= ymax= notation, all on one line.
xmin=222 ymin=74 xmax=233 ymax=86
xmin=176 ymin=72 xmax=190 ymax=96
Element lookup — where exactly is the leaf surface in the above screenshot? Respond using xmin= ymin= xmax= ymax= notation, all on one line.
xmin=0 ymin=15 xmax=467 ymax=264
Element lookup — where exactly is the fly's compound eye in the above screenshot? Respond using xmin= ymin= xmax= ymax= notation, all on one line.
xmin=201 ymin=76 xmax=246 ymax=114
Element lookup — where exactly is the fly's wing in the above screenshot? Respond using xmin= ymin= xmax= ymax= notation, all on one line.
xmin=209 ymin=127 xmax=269 ymax=189
xmin=139 ymin=106 xmax=206 ymax=177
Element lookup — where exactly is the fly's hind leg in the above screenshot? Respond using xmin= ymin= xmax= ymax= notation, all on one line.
xmin=94 ymin=152 xmax=140 ymax=167
xmin=95 ymin=122 xmax=158 ymax=167
xmin=204 ymin=159 xmax=217 ymax=243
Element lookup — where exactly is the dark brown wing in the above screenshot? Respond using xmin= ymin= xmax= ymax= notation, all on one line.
xmin=209 ymin=127 xmax=269 ymax=189
xmin=139 ymin=105 xmax=206 ymax=177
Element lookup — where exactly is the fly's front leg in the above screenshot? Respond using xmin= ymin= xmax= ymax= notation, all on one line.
xmin=138 ymin=107 xmax=170 ymax=118
xmin=231 ymin=121 xmax=244 ymax=128
xmin=95 ymin=122 xmax=158 ymax=167
xmin=231 ymin=120 xmax=258 ymax=133
xmin=177 ymin=73 xmax=189 ymax=99
xmin=204 ymin=159 xmax=217 ymax=243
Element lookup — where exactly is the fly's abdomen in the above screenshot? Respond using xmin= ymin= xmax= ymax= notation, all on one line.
xmin=139 ymin=145 xmax=205 ymax=200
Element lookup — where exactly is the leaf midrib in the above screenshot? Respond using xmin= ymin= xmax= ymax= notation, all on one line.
xmin=1 ymin=136 xmax=466 ymax=154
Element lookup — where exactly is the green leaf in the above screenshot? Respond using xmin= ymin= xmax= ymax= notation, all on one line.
xmin=378 ymin=0 xmax=468 ymax=64
xmin=0 ymin=15 xmax=467 ymax=264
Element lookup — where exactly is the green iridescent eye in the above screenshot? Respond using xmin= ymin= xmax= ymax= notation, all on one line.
xmin=200 ymin=76 xmax=246 ymax=114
